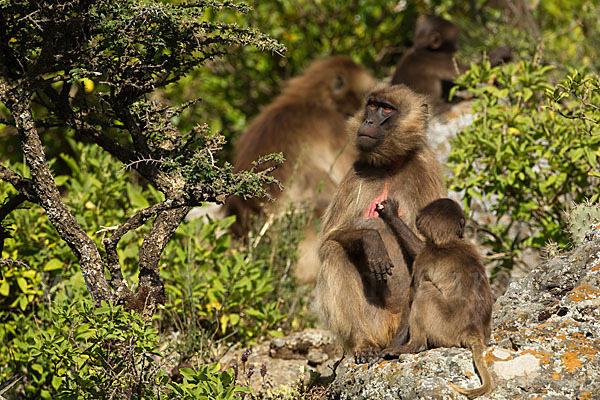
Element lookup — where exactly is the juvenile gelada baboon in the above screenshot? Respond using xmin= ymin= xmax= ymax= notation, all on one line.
xmin=377 ymin=197 xmax=494 ymax=399
xmin=315 ymin=84 xmax=446 ymax=362
xmin=225 ymin=56 xmax=377 ymax=284
xmin=391 ymin=15 xmax=511 ymax=114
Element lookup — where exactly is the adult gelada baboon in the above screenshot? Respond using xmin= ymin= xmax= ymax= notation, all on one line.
xmin=377 ymin=197 xmax=494 ymax=399
xmin=391 ymin=15 xmax=511 ymax=114
xmin=315 ymin=84 xmax=446 ymax=362
xmin=225 ymin=56 xmax=377 ymax=284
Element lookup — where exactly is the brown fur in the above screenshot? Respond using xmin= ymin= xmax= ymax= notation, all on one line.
xmin=315 ymin=85 xmax=446 ymax=360
xmin=225 ymin=56 xmax=376 ymax=284
xmin=381 ymin=198 xmax=494 ymax=399
xmin=391 ymin=15 xmax=511 ymax=115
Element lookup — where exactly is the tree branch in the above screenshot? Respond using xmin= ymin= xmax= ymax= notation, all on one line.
xmin=0 ymin=192 xmax=29 ymax=262
xmin=132 ymin=206 xmax=189 ymax=315
xmin=0 ymin=164 xmax=39 ymax=203
xmin=103 ymin=198 xmax=186 ymax=301
xmin=0 ymin=76 xmax=114 ymax=303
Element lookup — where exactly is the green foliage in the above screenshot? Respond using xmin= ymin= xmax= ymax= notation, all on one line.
xmin=31 ymin=299 xmax=161 ymax=399
xmin=450 ymin=1 xmax=600 ymax=78
xmin=1 ymin=142 xmax=308 ymax=397
xmin=166 ymin=364 xmax=250 ymax=400
xmin=0 ymin=141 xmax=150 ymax=311
xmin=1 ymin=0 xmax=286 ymax=211
xmin=161 ymin=216 xmax=287 ymax=350
xmin=163 ymin=0 xmax=435 ymax=155
xmin=0 ymin=134 xmax=310 ymax=396
xmin=0 ymin=173 xmax=303 ymax=398
xmin=1 ymin=289 xmax=250 ymax=399
xmin=448 ymin=59 xmax=600 ymax=271
xmin=159 ymin=201 xmax=315 ymax=363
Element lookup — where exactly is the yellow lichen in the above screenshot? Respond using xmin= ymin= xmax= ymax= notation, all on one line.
xmin=521 ymin=349 xmax=552 ymax=366
xmin=485 ymin=349 xmax=512 ymax=364
xmin=553 ymin=371 xmax=559 ymax=380
xmin=568 ymin=284 xmax=600 ymax=302
xmin=561 ymin=351 xmax=584 ymax=373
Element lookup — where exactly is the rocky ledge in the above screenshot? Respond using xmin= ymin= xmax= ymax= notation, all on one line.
xmin=326 ymin=226 xmax=600 ymax=399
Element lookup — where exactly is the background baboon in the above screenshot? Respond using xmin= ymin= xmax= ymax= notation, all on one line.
xmin=391 ymin=15 xmax=511 ymax=114
xmin=225 ymin=56 xmax=377 ymax=283
xmin=315 ymin=85 xmax=446 ymax=362
xmin=377 ymin=198 xmax=493 ymax=399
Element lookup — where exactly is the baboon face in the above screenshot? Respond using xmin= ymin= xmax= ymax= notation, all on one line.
xmin=350 ymin=85 xmax=429 ymax=166
xmin=356 ymin=97 xmax=397 ymax=151
xmin=413 ymin=15 xmax=459 ymax=51
xmin=416 ymin=198 xmax=465 ymax=245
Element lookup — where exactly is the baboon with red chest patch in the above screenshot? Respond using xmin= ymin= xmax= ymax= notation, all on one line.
xmin=315 ymin=84 xmax=446 ymax=362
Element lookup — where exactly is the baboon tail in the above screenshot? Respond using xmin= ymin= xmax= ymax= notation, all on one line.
xmin=448 ymin=339 xmax=493 ymax=399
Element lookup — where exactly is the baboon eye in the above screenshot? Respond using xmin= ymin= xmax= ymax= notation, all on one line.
xmin=369 ymin=103 xmax=376 ymax=111
xmin=383 ymin=107 xmax=393 ymax=114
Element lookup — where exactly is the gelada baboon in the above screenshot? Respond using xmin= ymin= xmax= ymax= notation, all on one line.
xmin=315 ymin=84 xmax=446 ymax=362
xmin=391 ymin=15 xmax=511 ymax=114
xmin=225 ymin=56 xmax=377 ymax=284
xmin=377 ymin=197 xmax=494 ymax=399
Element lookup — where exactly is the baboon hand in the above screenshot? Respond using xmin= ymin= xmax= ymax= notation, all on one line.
xmin=363 ymin=230 xmax=394 ymax=283
xmin=370 ymin=257 xmax=394 ymax=283
xmin=376 ymin=198 xmax=401 ymax=221
xmin=354 ymin=345 xmax=379 ymax=365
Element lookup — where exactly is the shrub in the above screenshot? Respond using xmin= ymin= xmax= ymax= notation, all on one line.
xmin=448 ymin=58 xmax=600 ymax=272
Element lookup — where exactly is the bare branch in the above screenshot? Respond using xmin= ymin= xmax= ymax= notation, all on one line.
xmin=135 ymin=206 xmax=189 ymax=316
xmin=103 ymin=198 xmax=186 ymax=301
xmin=0 ymin=258 xmax=30 ymax=269
xmin=0 ymin=192 xmax=29 ymax=257
xmin=0 ymin=164 xmax=39 ymax=203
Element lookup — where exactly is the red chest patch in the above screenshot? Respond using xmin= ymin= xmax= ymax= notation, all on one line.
xmin=364 ymin=182 xmax=389 ymax=218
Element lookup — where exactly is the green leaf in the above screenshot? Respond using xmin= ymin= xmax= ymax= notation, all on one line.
xmin=0 ymin=280 xmax=9 ymax=296
xmin=19 ymin=296 xmax=28 ymax=311
xmin=16 ymin=277 xmax=28 ymax=292
xmin=178 ymin=367 xmax=196 ymax=381
xmin=52 ymin=375 xmax=63 ymax=390
xmin=31 ymin=363 xmax=44 ymax=375
xmin=268 ymin=329 xmax=284 ymax=337
xmin=127 ymin=183 xmax=150 ymax=209
xmin=229 ymin=313 xmax=240 ymax=326
xmin=44 ymin=259 xmax=64 ymax=271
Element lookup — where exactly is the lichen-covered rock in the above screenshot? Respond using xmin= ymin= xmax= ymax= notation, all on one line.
xmin=219 ymin=329 xmax=342 ymax=393
xmin=325 ymin=227 xmax=600 ymax=399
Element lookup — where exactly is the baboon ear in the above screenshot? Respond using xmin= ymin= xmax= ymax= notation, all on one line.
xmin=421 ymin=103 xmax=429 ymax=115
xmin=332 ymin=74 xmax=347 ymax=96
xmin=429 ymin=31 xmax=442 ymax=49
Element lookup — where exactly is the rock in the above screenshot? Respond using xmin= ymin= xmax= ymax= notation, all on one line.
xmin=219 ymin=329 xmax=342 ymax=393
xmin=427 ymin=100 xmax=475 ymax=165
xmin=325 ymin=226 xmax=600 ymax=399
xmin=269 ymin=329 xmax=340 ymax=361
